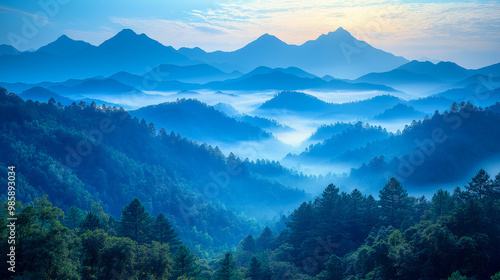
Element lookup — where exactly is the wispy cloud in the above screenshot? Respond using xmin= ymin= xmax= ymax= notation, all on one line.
xmin=106 ymin=0 xmax=500 ymax=67
xmin=0 ymin=4 xmax=48 ymax=20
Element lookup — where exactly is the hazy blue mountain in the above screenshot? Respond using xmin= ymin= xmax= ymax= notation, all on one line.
xmin=108 ymin=71 xmax=150 ymax=88
xmin=355 ymin=69 xmax=443 ymax=85
xmin=205 ymin=68 xmax=396 ymax=91
xmin=36 ymin=35 xmax=95 ymax=56
xmin=20 ymin=86 xmax=75 ymax=105
xmin=0 ymin=44 xmax=20 ymax=56
xmin=475 ymin=62 xmax=500 ymax=77
xmin=325 ymin=95 xmax=406 ymax=118
xmin=0 ymin=77 xmax=105 ymax=95
xmin=435 ymin=84 xmax=500 ymax=107
xmin=142 ymin=63 xmax=241 ymax=83
xmin=346 ymin=103 xmax=500 ymax=188
xmin=373 ymin=103 xmax=426 ymax=120
xmin=0 ymin=29 xmax=193 ymax=83
xmin=131 ymin=98 xmax=272 ymax=143
xmin=322 ymin=75 xmax=335 ymax=82
xmin=308 ymin=122 xmax=354 ymax=142
xmin=205 ymin=71 xmax=327 ymax=91
xmin=213 ymin=102 xmax=240 ymax=117
xmin=179 ymin=27 xmax=408 ymax=79
xmin=19 ymin=86 xmax=122 ymax=107
xmin=257 ymin=91 xmax=404 ymax=117
xmin=355 ymin=68 xmax=448 ymax=93
xmin=235 ymin=66 xmax=319 ymax=80
xmin=284 ymin=122 xmax=390 ymax=164
xmin=213 ymin=102 xmax=292 ymax=132
xmin=48 ymin=78 xmax=143 ymax=97
xmin=237 ymin=115 xmax=293 ymax=133
xmin=258 ymin=91 xmax=333 ymax=112
xmin=397 ymin=60 xmax=472 ymax=82
xmin=407 ymin=95 xmax=455 ymax=113
xmin=451 ymin=74 xmax=500 ymax=92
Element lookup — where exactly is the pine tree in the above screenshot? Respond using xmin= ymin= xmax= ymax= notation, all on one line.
xmin=64 ymin=205 xmax=84 ymax=230
xmin=215 ymin=252 xmax=236 ymax=280
xmin=80 ymin=212 xmax=102 ymax=231
xmin=152 ymin=213 xmax=180 ymax=247
xmin=466 ymin=169 xmax=492 ymax=201
xmin=172 ymin=245 xmax=200 ymax=279
xmin=256 ymin=227 xmax=273 ymax=250
xmin=247 ymin=256 xmax=263 ymax=280
xmin=379 ymin=178 xmax=413 ymax=228
xmin=286 ymin=201 xmax=314 ymax=249
xmin=317 ymin=184 xmax=342 ymax=238
xmin=119 ymin=198 xmax=153 ymax=244
xmin=317 ymin=254 xmax=343 ymax=280
xmin=240 ymin=235 xmax=256 ymax=253
xmin=431 ymin=189 xmax=453 ymax=217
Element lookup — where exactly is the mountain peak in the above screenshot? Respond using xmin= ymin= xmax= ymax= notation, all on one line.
xmin=99 ymin=29 xmax=164 ymax=49
xmin=57 ymin=34 xmax=71 ymax=41
xmin=37 ymin=34 xmax=92 ymax=55
xmin=328 ymin=27 xmax=352 ymax=37
xmin=255 ymin=33 xmax=284 ymax=44
xmin=116 ymin=28 xmax=138 ymax=36
xmin=314 ymin=27 xmax=354 ymax=42
xmin=239 ymin=33 xmax=288 ymax=51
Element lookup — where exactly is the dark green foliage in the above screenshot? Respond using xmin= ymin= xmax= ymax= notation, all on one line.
xmin=317 ymin=254 xmax=343 ymax=280
xmin=247 ymin=256 xmax=264 ymax=279
xmin=240 ymin=235 xmax=256 ymax=253
xmin=0 ymin=88 xmax=308 ymax=255
xmin=80 ymin=211 xmax=102 ymax=231
xmin=379 ymin=177 xmax=414 ymax=228
xmin=119 ymin=198 xmax=154 ymax=244
xmin=256 ymin=227 xmax=273 ymax=250
xmin=215 ymin=252 xmax=236 ymax=280
xmin=152 ymin=213 xmax=180 ymax=247
xmin=466 ymin=169 xmax=493 ymax=201
xmin=64 ymin=205 xmax=84 ymax=230
xmin=172 ymin=244 xmax=200 ymax=279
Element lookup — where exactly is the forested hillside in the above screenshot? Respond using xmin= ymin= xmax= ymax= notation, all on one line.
xmin=2 ymin=169 xmax=499 ymax=279
xmin=0 ymin=88 xmax=309 ymax=257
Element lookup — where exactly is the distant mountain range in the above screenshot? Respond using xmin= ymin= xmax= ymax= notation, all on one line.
xmin=130 ymin=99 xmax=273 ymax=143
xmin=0 ymin=29 xmax=192 ymax=83
xmin=0 ymin=28 xmax=409 ymax=83
xmin=354 ymin=60 xmax=500 ymax=94
xmin=0 ymin=64 xmax=396 ymax=96
xmin=284 ymin=122 xmax=391 ymax=165
xmin=19 ymin=86 xmax=121 ymax=107
xmin=256 ymin=91 xmax=406 ymax=118
xmin=179 ymin=28 xmax=409 ymax=79
xmin=373 ymin=103 xmax=426 ymax=120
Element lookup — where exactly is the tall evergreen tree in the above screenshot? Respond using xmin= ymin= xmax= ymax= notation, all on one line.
xmin=241 ymin=235 xmax=256 ymax=253
xmin=431 ymin=189 xmax=453 ymax=217
xmin=172 ymin=245 xmax=200 ymax=279
xmin=256 ymin=227 xmax=273 ymax=250
xmin=317 ymin=254 xmax=343 ymax=280
xmin=64 ymin=205 xmax=84 ymax=230
xmin=119 ymin=198 xmax=153 ymax=244
xmin=152 ymin=213 xmax=180 ymax=247
xmin=215 ymin=252 xmax=236 ymax=280
xmin=247 ymin=256 xmax=263 ymax=280
xmin=80 ymin=212 xmax=102 ymax=232
xmin=379 ymin=178 xmax=413 ymax=228
xmin=286 ymin=201 xmax=314 ymax=249
xmin=466 ymin=169 xmax=492 ymax=201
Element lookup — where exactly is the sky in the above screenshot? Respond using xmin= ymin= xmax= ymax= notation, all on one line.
xmin=0 ymin=0 xmax=499 ymax=69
